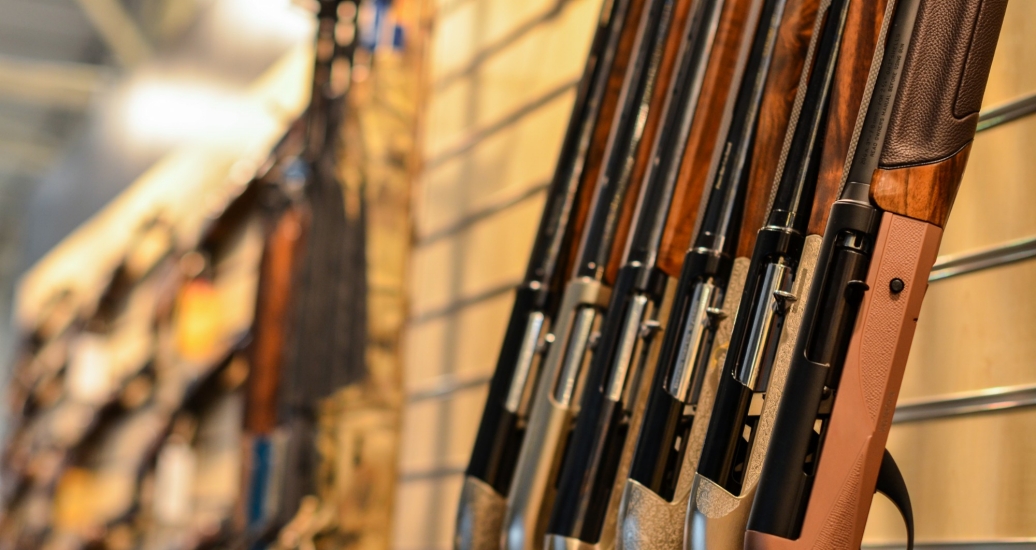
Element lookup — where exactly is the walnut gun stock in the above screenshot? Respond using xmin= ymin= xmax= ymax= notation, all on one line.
xmin=745 ymin=0 xmax=1008 ymax=548
xmin=613 ymin=0 xmax=754 ymax=547
xmin=617 ymin=0 xmax=819 ymax=545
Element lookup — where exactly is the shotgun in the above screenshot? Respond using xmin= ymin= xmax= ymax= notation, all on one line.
xmin=745 ymin=0 xmax=1008 ymax=548
xmin=455 ymin=0 xmax=641 ymax=546
xmin=542 ymin=0 xmax=727 ymax=546
xmin=502 ymin=0 xmax=684 ymax=546
xmin=686 ymin=0 xmax=889 ymax=545
xmin=617 ymin=0 xmax=819 ymax=545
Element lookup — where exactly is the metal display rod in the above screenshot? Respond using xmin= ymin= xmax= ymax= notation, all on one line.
xmin=977 ymin=92 xmax=1036 ymax=132
xmin=893 ymin=383 xmax=1036 ymax=424
xmin=929 ymin=236 xmax=1036 ymax=282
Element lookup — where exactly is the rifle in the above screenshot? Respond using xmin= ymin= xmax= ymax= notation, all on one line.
xmin=501 ymin=0 xmax=684 ymax=546
xmin=540 ymin=0 xmax=730 ymax=546
xmin=686 ymin=0 xmax=887 ymax=546
xmin=617 ymin=0 xmax=818 ymax=546
xmin=745 ymin=0 xmax=1008 ymax=547
xmin=455 ymin=0 xmax=644 ymax=547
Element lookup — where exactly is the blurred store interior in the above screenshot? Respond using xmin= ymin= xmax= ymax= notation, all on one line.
xmin=0 ymin=0 xmax=1034 ymax=549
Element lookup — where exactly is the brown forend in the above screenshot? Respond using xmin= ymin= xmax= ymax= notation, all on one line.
xmin=656 ymin=0 xmax=754 ymax=277
xmin=605 ymin=0 xmax=695 ymax=284
xmin=561 ymin=0 xmax=650 ymax=282
xmin=808 ymin=0 xmax=889 ymax=235
xmin=870 ymin=143 xmax=971 ymax=228
xmin=736 ymin=0 xmax=820 ymax=258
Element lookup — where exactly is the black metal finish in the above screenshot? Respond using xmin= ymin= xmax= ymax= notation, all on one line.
xmin=464 ymin=0 xmax=633 ymax=493
xmin=575 ymin=0 xmax=678 ymax=280
xmin=748 ymin=0 xmax=923 ymax=538
xmin=627 ymin=0 xmax=790 ymax=502
xmin=696 ymin=0 xmax=849 ymax=493
xmin=546 ymin=0 xmax=730 ymax=539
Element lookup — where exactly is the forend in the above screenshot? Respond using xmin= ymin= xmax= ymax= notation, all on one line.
xmin=879 ymin=0 xmax=1007 ymax=169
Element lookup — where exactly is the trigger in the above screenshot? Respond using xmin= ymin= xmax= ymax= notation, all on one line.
xmin=875 ymin=449 xmax=914 ymax=550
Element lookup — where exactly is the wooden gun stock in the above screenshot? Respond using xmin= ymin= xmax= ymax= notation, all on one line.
xmin=605 ymin=0 xmax=696 ymax=284
xmin=565 ymin=0 xmax=651 ymax=283
xmin=736 ymin=0 xmax=820 ymax=258
xmin=808 ymin=0 xmax=890 ymax=236
xmin=658 ymin=0 xmax=754 ymax=277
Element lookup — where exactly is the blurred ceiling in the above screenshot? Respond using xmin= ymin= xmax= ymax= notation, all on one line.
xmin=0 ymin=0 xmax=314 ymax=267
xmin=0 ymin=0 xmax=314 ymax=365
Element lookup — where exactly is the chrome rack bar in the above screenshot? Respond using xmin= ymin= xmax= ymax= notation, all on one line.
xmin=893 ymin=383 xmax=1036 ymax=424
xmin=406 ymin=373 xmax=491 ymax=403
xmin=865 ymin=540 xmax=1036 ymax=549
xmin=929 ymin=236 xmax=1036 ymax=282
xmin=977 ymin=92 xmax=1036 ymax=132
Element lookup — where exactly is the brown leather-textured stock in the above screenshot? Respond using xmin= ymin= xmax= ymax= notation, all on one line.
xmin=878 ymin=0 xmax=1007 ymax=169
xmin=657 ymin=0 xmax=755 ymax=277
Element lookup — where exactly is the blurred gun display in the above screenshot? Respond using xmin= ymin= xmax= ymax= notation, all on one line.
xmin=746 ymin=0 xmax=1008 ymax=548
xmin=271 ymin=0 xmax=365 ymax=537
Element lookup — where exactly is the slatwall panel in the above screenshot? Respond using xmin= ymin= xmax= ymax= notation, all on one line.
xmin=395 ymin=0 xmax=603 ymax=547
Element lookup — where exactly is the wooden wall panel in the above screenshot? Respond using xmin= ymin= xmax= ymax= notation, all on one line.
xmin=416 ymin=99 xmax=568 ymax=239
xmin=409 ymin=194 xmax=545 ymax=317
xmin=404 ymin=293 xmax=513 ymax=387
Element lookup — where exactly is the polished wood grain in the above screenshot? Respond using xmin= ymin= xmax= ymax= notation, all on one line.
xmin=808 ymin=0 xmax=890 ymax=236
xmin=736 ymin=0 xmax=820 ymax=257
xmin=870 ymin=143 xmax=972 ymax=228
xmin=657 ymin=0 xmax=755 ymax=276
xmin=562 ymin=0 xmax=651 ymax=282
xmin=606 ymin=0 xmax=696 ymax=284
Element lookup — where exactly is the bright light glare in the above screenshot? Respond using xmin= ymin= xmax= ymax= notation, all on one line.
xmin=121 ymin=80 xmax=272 ymax=147
xmin=215 ymin=0 xmax=314 ymax=43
